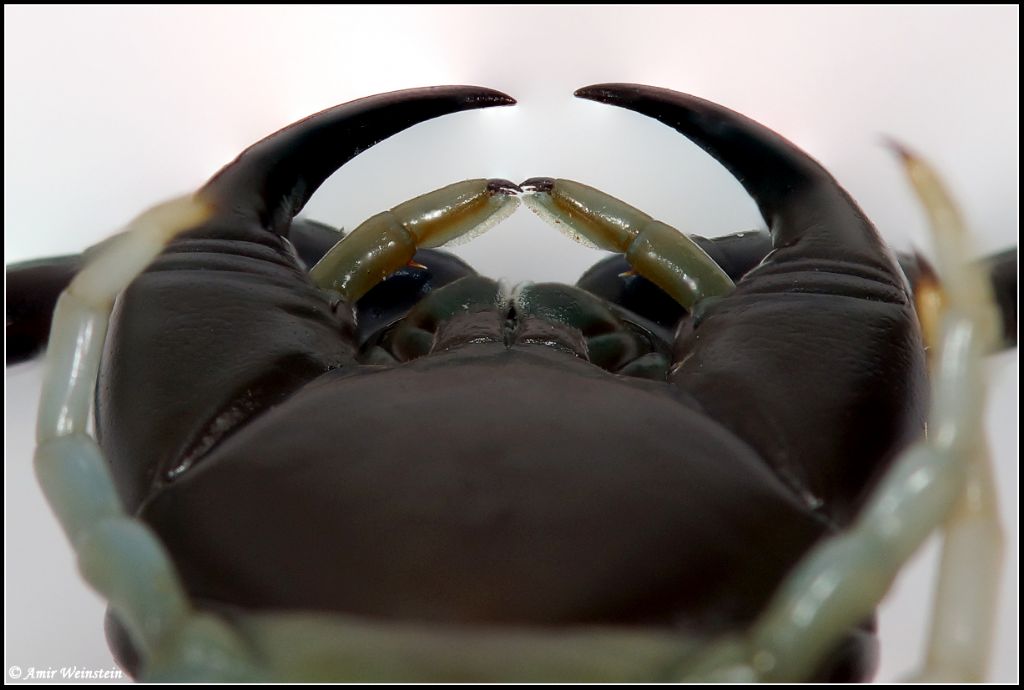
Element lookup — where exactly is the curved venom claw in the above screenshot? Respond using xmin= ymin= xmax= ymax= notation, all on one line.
xmin=574 ymin=84 xmax=894 ymax=273
xmin=98 ymin=87 xmax=517 ymax=513
xmin=709 ymin=147 xmax=1004 ymax=683
xmin=574 ymin=83 xmax=927 ymax=526
xmin=201 ymin=86 xmax=515 ymax=234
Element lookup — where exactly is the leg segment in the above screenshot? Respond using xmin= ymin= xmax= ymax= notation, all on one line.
xmin=684 ymin=148 xmax=1003 ymax=682
xmin=913 ymin=440 xmax=1003 ymax=681
xmin=896 ymin=147 xmax=1003 ymax=681
xmin=35 ymin=196 xmax=258 ymax=679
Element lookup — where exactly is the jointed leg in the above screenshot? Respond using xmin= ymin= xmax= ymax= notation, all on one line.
xmin=898 ymin=146 xmax=1003 ymax=682
xmin=679 ymin=147 xmax=1003 ymax=682
xmin=34 ymin=196 xmax=259 ymax=679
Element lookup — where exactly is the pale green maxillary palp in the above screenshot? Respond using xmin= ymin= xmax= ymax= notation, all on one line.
xmin=309 ymin=178 xmax=520 ymax=303
xmin=521 ymin=178 xmax=735 ymax=310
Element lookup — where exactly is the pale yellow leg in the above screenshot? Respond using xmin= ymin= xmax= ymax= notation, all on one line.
xmin=909 ymin=439 xmax=1004 ymax=681
xmin=897 ymin=146 xmax=1004 ymax=682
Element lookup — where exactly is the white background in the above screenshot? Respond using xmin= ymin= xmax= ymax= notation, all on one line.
xmin=4 ymin=5 xmax=1018 ymax=682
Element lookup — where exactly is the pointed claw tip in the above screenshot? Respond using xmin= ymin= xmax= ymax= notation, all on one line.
xmin=880 ymin=136 xmax=919 ymax=165
xmin=467 ymin=89 xmax=516 ymax=107
xmin=486 ymin=179 xmax=522 ymax=196
xmin=520 ymin=177 xmax=555 ymax=194
xmin=574 ymin=84 xmax=626 ymax=102
xmin=575 ymin=83 xmax=698 ymax=105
